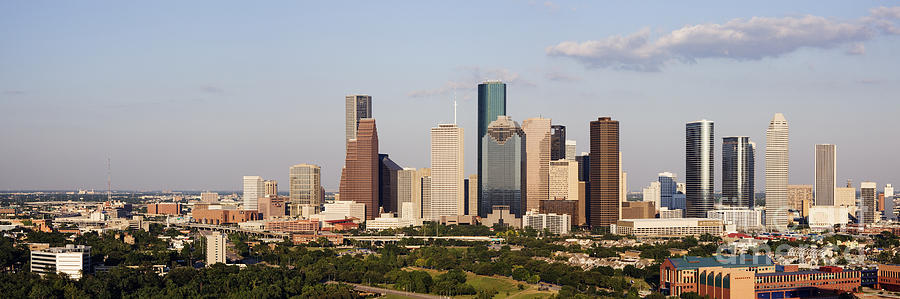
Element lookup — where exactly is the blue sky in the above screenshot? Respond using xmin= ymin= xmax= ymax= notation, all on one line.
xmin=1 ymin=1 xmax=899 ymax=192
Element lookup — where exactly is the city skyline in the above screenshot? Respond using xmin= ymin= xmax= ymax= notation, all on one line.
xmin=2 ymin=2 xmax=900 ymax=191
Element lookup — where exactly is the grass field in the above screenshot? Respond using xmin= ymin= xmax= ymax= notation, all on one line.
xmin=399 ymin=267 xmax=556 ymax=299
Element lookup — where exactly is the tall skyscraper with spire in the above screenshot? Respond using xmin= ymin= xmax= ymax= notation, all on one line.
xmin=477 ymin=81 xmax=507 ymax=212
xmin=339 ymin=118 xmax=379 ymax=220
xmin=430 ymin=123 xmax=465 ymax=219
xmin=345 ymin=95 xmax=372 ymax=145
xmin=766 ymin=113 xmax=789 ymax=230
xmin=523 ymin=117 xmax=552 ymax=211
xmin=589 ymin=117 xmax=619 ymax=227
xmin=722 ymin=136 xmax=755 ymax=208
xmin=685 ymin=120 xmax=714 ymax=218
xmin=814 ymin=144 xmax=836 ymax=206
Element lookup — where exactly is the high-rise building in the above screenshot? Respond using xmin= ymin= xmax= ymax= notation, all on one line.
xmin=480 ymin=116 xmax=525 ymax=217
xmin=860 ymin=182 xmax=877 ymax=224
xmin=477 ymin=81 xmax=507 ymax=215
xmin=685 ymin=120 xmax=714 ymax=218
xmin=835 ymin=186 xmax=857 ymax=208
xmin=643 ymin=181 xmax=661 ymax=212
xmin=397 ymin=168 xmax=430 ymax=220
xmin=589 ymin=117 xmax=620 ymax=227
xmin=339 ymin=118 xmax=379 ymax=220
xmin=206 ymin=232 xmax=226 ymax=266
xmin=765 ymin=113 xmax=789 ymax=230
xmin=659 ymin=172 xmax=678 ymax=210
xmin=289 ymin=164 xmax=322 ymax=216
xmin=787 ymin=185 xmax=813 ymax=217
xmin=549 ymin=160 xmax=579 ymax=201
xmin=565 ymin=140 xmax=576 ymax=160
xmin=523 ymin=211 xmax=571 ymax=235
xmin=722 ymin=136 xmax=755 ymax=208
xmin=379 ymin=154 xmax=402 ymax=214
xmin=430 ymin=123 xmax=465 ymax=220
xmin=242 ymin=176 xmax=264 ymax=211
xmin=576 ymin=154 xmax=590 ymax=182
xmin=886 ymin=184 xmax=896 ymax=221
xmin=264 ymin=180 xmax=278 ymax=197
xmin=345 ymin=94 xmax=372 ymax=144
xmin=814 ymin=144 xmax=837 ymax=206
xmin=421 ymin=176 xmax=432 ymax=220
xmin=200 ymin=192 xmax=218 ymax=203
xmin=523 ymin=117 xmax=552 ymax=211
xmin=550 ymin=125 xmax=566 ymax=161
xmin=468 ymin=174 xmax=479 ymax=216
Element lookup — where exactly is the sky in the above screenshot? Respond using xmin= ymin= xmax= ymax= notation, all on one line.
xmin=1 ymin=1 xmax=899 ymax=192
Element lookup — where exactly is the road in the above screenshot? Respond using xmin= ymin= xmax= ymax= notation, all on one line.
xmin=326 ymin=281 xmax=447 ymax=299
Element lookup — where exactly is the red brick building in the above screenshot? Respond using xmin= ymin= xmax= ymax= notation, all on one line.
xmin=265 ymin=219 xmax=320 ymax=233
xmin=257 ymin=196 xmax=287 ymax=219
xmin=147 ymin=203 xmax=182 ymax=216
xmin=192 ymin=209 xmax=260 ymax=225
xmin=878 ymin=264 xmax=900 ymax=292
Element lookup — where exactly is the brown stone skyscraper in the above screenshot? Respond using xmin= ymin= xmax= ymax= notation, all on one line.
xmin=339 ymin=118 xmax=379 ymax=220
xmin=589 ymin=117 xmax=619 ymax=227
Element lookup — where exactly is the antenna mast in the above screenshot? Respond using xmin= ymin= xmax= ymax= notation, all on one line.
xmin=107 ymin=156 xmax=111 ymax=202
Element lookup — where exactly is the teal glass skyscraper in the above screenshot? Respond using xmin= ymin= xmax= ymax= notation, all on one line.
xmin=477 ymin=81 xmax=507 ymax=212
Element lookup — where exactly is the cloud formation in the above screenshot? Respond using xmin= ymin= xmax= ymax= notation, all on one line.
xmin=547 ymin=7 xmax=900 ymax=71
xmin=408 ymin=67 xmax=534 ymax=98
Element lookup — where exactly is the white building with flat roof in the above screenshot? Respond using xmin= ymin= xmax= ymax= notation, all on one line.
xmin=613 ymin=218 xmax=723 ymax=237
xmin=31 ymin=244 xmax=91 ymax=279
xmin=206 ymin=231 xmax=226 ymax=266
xmin=707 ymin=207 xmax=763 ymax=232
xmin=659 ymin=207 xmax=683 ymax=219
xmin=523 ymin=210 xmax=571 ymax=235
xmin=808 ymin=205 xmax=849 ymax=231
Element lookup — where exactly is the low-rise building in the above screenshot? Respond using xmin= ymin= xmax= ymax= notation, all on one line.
xmin=660 ymin=207 xmax=684 ymax=219
xmin=621 ymin=201 xmax=655 ymax=219
xmin=614 ymin=218 xmax=723 ymax=237
xmin=265 ymin=219 xmax=320 ymax=233
xmin=147 ymin=203 xmax=182 ymax=216
xmin=482 ymin=205 xmax=521 ymax=228
xmin=878 ymin=264 xmax=900 ymax=292
xmin=31 ymin=244 xmax=91 ymax=279
xmin=808 ymin=205 xmax=849 ymax=231
xmin=192 ymin=208 xmax=260 ymax=225
xmin=523 ymin=210 xmax=571 ymax=235
xmin=706 ymin=207 xmax=763 ymax=232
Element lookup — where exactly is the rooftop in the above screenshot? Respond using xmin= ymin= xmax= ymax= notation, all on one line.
xmin=668 ymin=255 xmax=773 ymax=270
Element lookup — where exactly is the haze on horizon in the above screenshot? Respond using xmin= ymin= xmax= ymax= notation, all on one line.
xmin=1 ymin=1 xmax=899 ymax=192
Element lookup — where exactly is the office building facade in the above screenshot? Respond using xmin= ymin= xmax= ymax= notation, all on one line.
xmin=589 ymin=117 xmax=620 ymax=227
xmin=477 ymin=81 xmax=507 ymax=215
xmin=549 ymin=159 xmax=579 ymax=201
xmin=289 ymin=164 xmax=322 ymax=216
xmin=264 ymin=180 xmax=278 ymax=197
xmin=242 ymin=176 xmax=264 ymax=211
xmin=523 ymin=117 xmax=552 ymax=211
xmin=722 ymin=136 xmax=755 ymax=208
xmin=379 ymin=154 xmax=402 ymax=214
xmin=686 ymin=120 xmax=715 ymax=218
xmin=815 ymin=144 xmax=837 ymax=206
xmin=480 ymin=116 xmax=525 ymax=217
xmin=31 ymin=245 xmax=92 ymax=279
xmin=860 ymin=182 xmax=877 ymax=224
xmin=430 ymin=124 xmax=465 ymax=219
xmin=345 ymin=94 xmax=372 ymax=144
xmin=765 ymin=113 xmax=790 ymax=230
xmin=550 ymin=124 xmax=566 ymax=161
xmin=206 ymin=232 xmax=226 ymax=266
xmin=339 ymin=118 xmax=379 ymax=220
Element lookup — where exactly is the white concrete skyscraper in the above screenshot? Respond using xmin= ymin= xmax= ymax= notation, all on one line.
xmin=242 ymin=176 xmax=264 ymax=211
xmin=765 ymin=113 xmax=789 ymax=231
xmin=345 ymin=94 xmax=372 ymax=145
xmin=814 ymin=144 xmax=836 ymax=206
xmin=430 ymin=123 xmax=465 ymax=219
xmin=565 ymin=140 xmax=576 ymax=160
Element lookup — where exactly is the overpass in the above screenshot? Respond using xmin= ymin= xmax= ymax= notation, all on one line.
xmin=347 ymin=235 xmax=504 ymax=244
xmin=147 ymin=221 xmax=289 ymax=239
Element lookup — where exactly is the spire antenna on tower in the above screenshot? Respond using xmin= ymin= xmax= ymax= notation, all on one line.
xmin=107 ymin=155 xmax=111 ymax=202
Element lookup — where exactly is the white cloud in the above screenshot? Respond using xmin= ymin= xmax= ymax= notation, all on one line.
xmin=548 ymin=7 xmax=900 ymax=71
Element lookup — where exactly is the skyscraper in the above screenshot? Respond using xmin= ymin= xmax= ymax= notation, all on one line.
xmin=550 ymin=125 xmax=566 ymax=161
xmin=480 ymin=116 xmax=525 ymax=217
xmin=565 ymin=140 xmax=576 ymax=160
xmin=814 ymin=144 xmax=836 ymax=206
xmin=289 ymin=164 xmax=322 ymax=216
xmin=477 ymin=81 xmax=507 ymax=214
xmin=468 ymin=174 xmax=479 ymax=216
xmin=659 ymin=172 xmax=678 ymax=210
xmin=722 ymin=136 xmax=755 ymax=208
xmin=430 ymin=123 xmax=465 ymax=219
xmin=765 ymin=113 xmax=790 ymax=230
xmin=589 ymin=117 xmax=619 ymax=227
xmin=379 ymin=154 xmax=402 ymax=214
xmin=339 ymin=118 xmax=379 ymax=220
xmin=397 ymin=168 xmax=431 ymax=220
xmin=549 ymin=160 xmax=579 ymax=201
xmin=886 ymin=184 xmax=896 ymax=221
xmin=264 ymin=180 xmax=278 ymax=197
xmin=685 ymin=120 xmax=714 ymax=218
xmin=242 ymin=176 xmax=264 ymax=211
xmin=523 ymin=117 xmax=552 ymax=211
xmin=206 ymin=231 xmax=226 ymax=266
xmin=642 ymin=181 xmax=661 ymax=212
xmin=860 ymin=182 xmax=877 ymax=224
xmin=345 ymin=95 xmax=372 ymax=144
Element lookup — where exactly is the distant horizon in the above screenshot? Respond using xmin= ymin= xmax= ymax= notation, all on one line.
xmin=2 ymin=1 xmax=899 ymax=191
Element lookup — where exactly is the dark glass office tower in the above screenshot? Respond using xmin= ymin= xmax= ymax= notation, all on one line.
xmin=658 ymin=172 xmax=677 ymax=209
xmin=477 ymin=81 xmax=507 ymax=215
xmin=480 ymin=116 xmax=525 ymax=217
xmin=550 ymin=125 xmax=566 ymax=161
xmin=378 ymin=154 xmax=402 ymax=214
xmin=589 ymin=117 xmax=619 ymax=227
xmin=722 ymin=137 xmax=755 ymax=208
xmin=685 ymin=120 xmax=714 ymax=218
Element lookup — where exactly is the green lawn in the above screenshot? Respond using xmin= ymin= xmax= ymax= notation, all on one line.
xmin=401 ymin=267 xmax=556 ymax=299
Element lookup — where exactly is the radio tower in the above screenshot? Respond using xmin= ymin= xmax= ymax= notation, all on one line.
xmin=107 ymin=156 xmax=111 ymax=202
